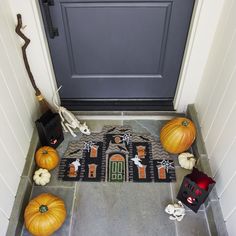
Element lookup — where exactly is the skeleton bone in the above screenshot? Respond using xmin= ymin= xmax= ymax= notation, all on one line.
xmin=53 ymin=86 xmax=91 ymax=137
xmin=165 ymin=201 xmax=185 ymax=222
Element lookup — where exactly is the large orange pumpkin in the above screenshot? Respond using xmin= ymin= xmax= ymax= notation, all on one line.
xmin=24 ymin=193 xmax=66 ymax=236
xmin=35 ymin=146 xmax=59 ymax=170
xmin=160 ymin=117 xmax=196 ymax=154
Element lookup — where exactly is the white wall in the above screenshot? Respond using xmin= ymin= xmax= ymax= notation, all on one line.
xmin=8 ymin=0 xmax=59 ymax=107
xmin=195 ymin=0 xmax=236 ymax=235
xmin=0 ymin=0 xmax=38 ymax=235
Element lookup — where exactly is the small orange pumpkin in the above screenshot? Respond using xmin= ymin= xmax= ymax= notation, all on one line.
xmin=35 ymin=146 xmax=59 ymax=170
xmin=24 ymin=193 xmax=66 ymax=236
xmin=160 ymin=117 xmax=196 ymax=154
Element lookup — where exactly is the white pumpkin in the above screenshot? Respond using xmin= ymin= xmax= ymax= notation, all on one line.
xmin=33 ymin=168 xmax=51 ymax=186
xmin=178 ymin=152 xmax=196 ymax=170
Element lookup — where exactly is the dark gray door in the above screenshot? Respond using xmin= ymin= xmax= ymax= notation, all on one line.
xmin=39 ymin=0 xmax=194 ymax=110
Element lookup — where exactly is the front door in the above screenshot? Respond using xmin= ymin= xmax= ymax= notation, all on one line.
xmin=109 ymin=154 xmax=125 ymax=182
xmin=39 ymin=0 xmax=195 ymax=110
xmin=109 ymin=161 xmax=124 ymax=182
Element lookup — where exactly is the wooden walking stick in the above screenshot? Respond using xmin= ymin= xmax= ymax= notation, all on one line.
xmin=15 ymin=14 xmax=51 ymax=113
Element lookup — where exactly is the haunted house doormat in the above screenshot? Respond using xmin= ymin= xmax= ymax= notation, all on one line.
xmin=58 ymin=126 xmax=176 ymax=182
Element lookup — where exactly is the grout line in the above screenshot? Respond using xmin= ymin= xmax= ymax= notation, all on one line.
xmin=69 ymin=184 xmax=77 ymax=236
xmin=170 ymin=182 xmax=174 ymax=202
xmin=76 ymin=115 xmax=174 ymax=120
xmin=33 ymin=185 xmax=76 ymax=189
xmin=204 ymin=206 xmax=212 ymax=236
xmin=135 ymin=120 xmax=159 ymax=139
xmin=169 ymin=183 xmax=179 ymax=236
xmin=27 ymin=176 xmax=32 ymax=185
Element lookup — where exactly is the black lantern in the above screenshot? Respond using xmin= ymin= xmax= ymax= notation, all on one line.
xmin=35 ymin=110 xmax=64 ymax=148
xmin=177 ymin=167 xmax=215 ymax=213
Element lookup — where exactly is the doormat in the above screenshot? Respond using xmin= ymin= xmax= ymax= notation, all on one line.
xmin=58 ymin=126 xmax=176 ymax=182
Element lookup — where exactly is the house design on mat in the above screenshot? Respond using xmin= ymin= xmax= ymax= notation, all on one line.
xmin=88 ymin=164 xmax=98 ymax=178
xmin=90 ymin=145 xmax=99 ymax=158
xmin=105 ymin=140 xmax=129 ymax=182
xmin=138 ymin=165 xmax=147 ymax=179
xmin=61 ymin=127 xmax=176 ymax=183
xmin=136 ymin=145 xmax=146 ymax=159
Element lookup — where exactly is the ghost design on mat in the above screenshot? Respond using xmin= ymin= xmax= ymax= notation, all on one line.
xmin=71 ymin=159 xmax=81 ymax=172
xmin=131 ymin=155 xmax=143 ymax=167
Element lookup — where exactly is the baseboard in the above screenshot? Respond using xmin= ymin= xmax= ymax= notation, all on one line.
xmin=6 ymin=129 xmax=39 ymax=236
xmin=187 ymin=104 xmax=228 ymax=236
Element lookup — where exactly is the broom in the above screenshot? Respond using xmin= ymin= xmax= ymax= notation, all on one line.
xmin=15 ymin=14 xmax=51 ymax=114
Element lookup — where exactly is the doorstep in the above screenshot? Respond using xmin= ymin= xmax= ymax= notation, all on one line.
xmin=6 ymin=106 xmax=228 ymax=236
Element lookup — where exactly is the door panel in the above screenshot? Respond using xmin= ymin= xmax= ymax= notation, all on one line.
xmin=109 ymin=161 xmax=124 ymax=182
xmin=39 ymin=0 xmax=194 ymax=109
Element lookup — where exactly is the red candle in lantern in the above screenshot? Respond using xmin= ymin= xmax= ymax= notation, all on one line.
xmin=190 ymin=168 xmax=215 ymax=191
xmin=196 ymin=178 xmax=210 ymax=190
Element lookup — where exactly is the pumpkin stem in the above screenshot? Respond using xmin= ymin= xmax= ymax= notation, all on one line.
xmin=182 ymin=120 xmax=189 ymax=127
xmin=42 ymin=150 xmax=48 ymax=154
xmin=39 ymin=205 xmax=48 ymax=213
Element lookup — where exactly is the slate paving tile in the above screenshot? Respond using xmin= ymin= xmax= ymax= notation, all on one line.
xmin=176 ymin=211 xmax=210 ymax=236
xmin=123 ymin=120 xmax=167 ymax=139
xmin=21 ymin=186 xmax=75 ymax=236
xmin=19 ymin=119 xmax=219 ymax=236
xmin=206 ymin=201 xmax=228 ymax=236
xmin=71 ymin=182 xmax=176 ymax=236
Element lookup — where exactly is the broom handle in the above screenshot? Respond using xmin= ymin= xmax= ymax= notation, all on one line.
xmin=15 ymin=14 xmax=41 ymax=96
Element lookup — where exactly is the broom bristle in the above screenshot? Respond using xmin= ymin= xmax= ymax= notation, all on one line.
xmin=36 ymin=94 xmax=52 ymax=114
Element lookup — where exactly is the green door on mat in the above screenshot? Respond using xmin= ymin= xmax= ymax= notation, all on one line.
xmin=109 ymin=161 xmax=124 ymax=182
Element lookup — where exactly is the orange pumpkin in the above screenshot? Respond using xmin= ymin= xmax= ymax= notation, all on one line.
xmin=24 ymin=193 xmax=66 ymax=236
xmin=160 ymin=117 xmax=196 ymax=154
xmin=35 ymin=146 xmax=59 ymax=170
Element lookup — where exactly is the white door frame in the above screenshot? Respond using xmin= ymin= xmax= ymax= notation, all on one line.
xmin=9 ymin=0 xmax=225 ymax=112
xmin=174 ymin=0 xmax=225 ymax=112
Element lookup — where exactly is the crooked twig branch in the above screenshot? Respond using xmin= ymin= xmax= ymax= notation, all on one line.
xmin=15 ymin=14 xmax=41 ymax=96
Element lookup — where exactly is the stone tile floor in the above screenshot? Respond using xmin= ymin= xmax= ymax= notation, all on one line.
xmin=21 ymin=120 xmax=211 ymax=236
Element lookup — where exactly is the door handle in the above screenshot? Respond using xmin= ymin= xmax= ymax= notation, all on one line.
xmin=42 ymin=0 xmax=59 ymax=39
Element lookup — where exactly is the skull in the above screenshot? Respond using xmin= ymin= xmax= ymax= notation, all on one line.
xmin=79 ymin=122 xmax=91 ymax=135
xmin=165 ymin=204 xmax=175 ymax=215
